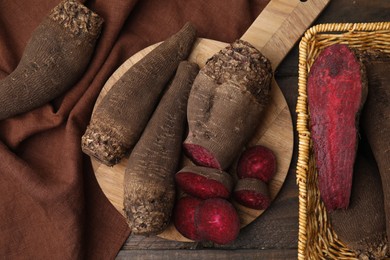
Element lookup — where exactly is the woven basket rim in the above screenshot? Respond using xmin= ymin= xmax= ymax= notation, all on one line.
xmin=296 ymin=21 xmax=390 ymax=260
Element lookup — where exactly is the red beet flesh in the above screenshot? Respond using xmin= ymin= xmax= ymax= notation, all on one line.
xmin=173 ymin=196 xmax=203 ymax=241
xmin=307 ymin=44 xmax=367 ymax=211
xmin=237 ymin=145 xmax=276 ymax=183
xmin=176 ymin=172 xmax=231 ymax=199
xmin=174 ymin=197 xmax=240 ymax=244
xmin=233 ymin=178 xmax=271 ymax=210
xmin=234 ymin=190 xmax=270 ymax=210
xmin=183 ymin=143 xmax=221 ymax=169
xmin=196 ymin=198 xmax=240 ymax=245
xmin=175 ymin=166 xmax=233 ymax=199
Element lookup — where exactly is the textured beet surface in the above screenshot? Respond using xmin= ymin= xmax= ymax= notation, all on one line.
xmin=233 ymin=178 xmax=271 ymax=210
xmin=237 ymin=145 xmax=276 ymax=183
xmin=234 ymin=190 xmax=270 ymax=210
xmin=183 ymin=143 xmax=221 ymax=169
xmin=307 ymin=44 xmax=366 ymax=211
xmin=175 ymin=172 xmax=231 ymax=199
xmin=173 ymin=196 xmax=203 ymax=241
xmin=196 ymin=198 xmax=240 ymax=245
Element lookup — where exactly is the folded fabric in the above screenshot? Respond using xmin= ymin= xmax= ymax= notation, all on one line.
xmin=0 ymin=0 xmax=269 ymax=258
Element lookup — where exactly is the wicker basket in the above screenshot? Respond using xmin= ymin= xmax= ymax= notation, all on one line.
xmin=296 ymin=22 xmax=390 ymax=260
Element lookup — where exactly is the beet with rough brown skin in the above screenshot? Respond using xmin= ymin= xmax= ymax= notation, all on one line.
xmin=307 ymin=44 xmax=367 ymax=212
xmin=174 ymin=196 xmax=240 ymax=244
xmin=0 ymin=0 xmax=103 ymax=120
xmin=123 ymin=61 xmax=199 ymax=235
xmin=359 ymin=50 xmax=390 ymax=252
xmin=233 ymin=178 xmax=271 ymax=210
xmin=175 ymin=165 xmax=233 ymax=199
xmin=183 ymin=40 xmax=273 ymax=170
xmin=237 ymin=145 xmax=277 ymax=183
xmin=82 ymin=22 xmax=197 ymax=166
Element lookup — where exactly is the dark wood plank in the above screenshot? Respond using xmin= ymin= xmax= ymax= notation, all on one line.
xmin=316 ymin=0 xmax=390 ymax=24
xmin=116 ymin=249 xmax=297 ymax=260
xmin=122 ymin=235 xmax=198 ymax=250
xmin=276 ymin=0 xmax=390 ymax=77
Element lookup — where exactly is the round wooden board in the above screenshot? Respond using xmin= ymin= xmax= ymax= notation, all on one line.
xmin=91 ymin=38 xmax=294 ymax=242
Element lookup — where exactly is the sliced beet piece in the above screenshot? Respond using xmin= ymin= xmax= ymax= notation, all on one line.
xmin=173 ymin=196 xmax=203 ymax=241
xmin=195 ymin=198 xmax=240 ymax=245
xmin=175 ymin=165 xmax=233 ymax=199
xmin=233 ymin=178 xmax=271 ymax=210
xmin=236 ymin=145 xmax=277 ymax=183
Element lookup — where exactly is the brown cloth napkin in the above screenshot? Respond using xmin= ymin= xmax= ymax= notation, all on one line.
xmin=0 ymin=0 xmax=269 ymax=259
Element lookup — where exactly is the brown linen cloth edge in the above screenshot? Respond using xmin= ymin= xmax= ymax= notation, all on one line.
xmin=0 ymin=0 xmax=270 ymax=259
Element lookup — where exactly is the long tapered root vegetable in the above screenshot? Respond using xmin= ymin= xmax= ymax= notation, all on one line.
xmin=360 ymin=50 xmax=390 ymax=251
xmin=183 ymin=39 xmax=273 ymax=170
xmin=175 ymin=165 xmax=233 ymax=199
xmin=329 ymin=153 xmax=387 ymax=259
xmin=81 ymin=23 xmax=197 ymax=166
xmin=123 ymin=61 xmax=199 ymax=235
xmin=0 ymin=0 xmax=103 ymax=120
xmin=307 ymin=44 xmax=367 ymax=212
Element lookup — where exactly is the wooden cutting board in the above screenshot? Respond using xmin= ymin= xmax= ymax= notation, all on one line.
xmin=91 ymin=0 xmax=330 ymax=242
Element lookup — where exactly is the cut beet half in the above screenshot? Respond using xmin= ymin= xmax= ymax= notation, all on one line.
xmin=233 ymin=178 xmax=271 ymax=210
xmin=307 ymin=44 xmax=367 ymax=212
xmin=173 ymin=196 xmax=203 ymax=241
xmin=236 ymin=145 xmax=277 ymax=183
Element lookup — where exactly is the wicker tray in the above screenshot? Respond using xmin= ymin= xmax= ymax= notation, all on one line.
xmin=296 ymin=22 xmax=390 ymax=259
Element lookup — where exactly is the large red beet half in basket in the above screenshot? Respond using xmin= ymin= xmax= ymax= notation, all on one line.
xmin=307 ymin=44 xmax=367 ymax=212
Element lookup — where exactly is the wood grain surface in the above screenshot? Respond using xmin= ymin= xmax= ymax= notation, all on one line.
xmin=92 ymin=42 xmax=293 ymax=241
xmin=91 ymin=0 xmax=329 ymax=243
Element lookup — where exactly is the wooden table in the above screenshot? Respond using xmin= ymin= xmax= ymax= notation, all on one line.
xmin=116 ymin=0 xmax=390 ymax=259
